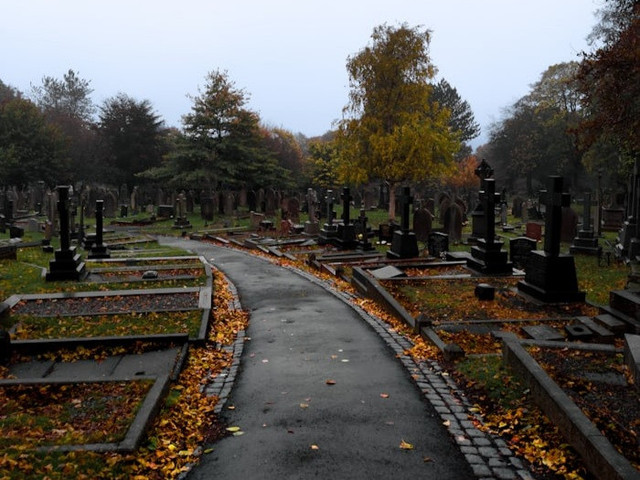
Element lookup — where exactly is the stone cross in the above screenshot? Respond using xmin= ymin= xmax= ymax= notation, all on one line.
xmin=578 ymin=192 xmax=592 ymax=232
xmin=341 ymin=187 xmax=352 ymax=225
xmin=474 ymin=159 xmax=494 ymax=180
xmin=57 ymin=185 xmax=71 ymax=252
xmin=399 ymin=186 xmax=413 ymax=233
xmin=325 ymin=190 xmax=335 ymax=226
xmin=358 ymin=208 xmax=371 ymax=249
xmin=306 ymin=188 xmax=318 ymax=222
xmin=541 ymin=176 xmax=571 ymax=256
xmin=480 ymin=179 xmax=501 ymax=244
xmin=95 ymin=200 xmax=105 ymax=246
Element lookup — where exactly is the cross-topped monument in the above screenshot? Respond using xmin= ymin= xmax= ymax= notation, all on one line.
xmin=318 ymin=189 xmax=338 ymax=245
xmin=88 ymin=200 xmax=110 ymax=259
xmin=387 ymin=186 xmax=419 ymax=259
xmin=617 ymin=158 xmax=640 ymax=261
xmin=517 ymin=176 xmax=585 ymax=303
xmin=467 ymin=178 xmax=512 ymax=274
xmin=335 ymin=186 xmax=357 ymax=249
xmin=46 ymin=185 xmax=87 ymax=281
xmin=570 ymin=192 xmax=601 ymax=256
xmin=357 ymin=209 xmax=374 ymax=251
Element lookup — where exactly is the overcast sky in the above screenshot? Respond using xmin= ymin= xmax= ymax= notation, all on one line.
xmin=2 ymin=1 xmax=600 ymax=147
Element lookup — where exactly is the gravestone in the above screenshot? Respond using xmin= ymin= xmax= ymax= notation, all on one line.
xmin=602 ymin=207 xmax=625 ymax=231
xmin=438 ymin=193 xmax=451 ymax=226
xmin=286 ymin=197 xmax=301 ymax=224
xmin=356 ymin=209 xmax=374 ymax=251
xmin=413 ymin=207 xmax=433 ymax=242
xmin=525 ymin=222 xmax=543 ymax=241
xmin=387 ymin=187 xmax=419 ymax=259
xmin=512 ymin=197 xmax=524 ymax=218
xmin=560 ymin=206 xmax=578 ymax=243
xmin=336 ymin=187 xmax=357 ymax=249
xmin=517 ymin=176 xmax=585 ymax=303
xmin=570 ymin=192 xmax=601 ymax=256
xmin=616 ymin=158 xmax=640 ymax=260
xmin=427 ymin=232 xmax=449 ymax=258
xmin=46 ymin=186 xmax=87 ymax=281
xmin=304 ymin=188 xmax=320 ymax=235
xmin=250 ymin=211 xmax=265 ymax=229
xmin=88 ymin=200 xmax=110 ymax=259
xmin=467 ymin=178 xmax=512 ymax=274
xmin=173 ymin=191 xmax=192 ymax=229
xmin=265 ymin=189 xmax=277 ymax=216
xmin=443 ymin=203 xmax=463 ymax=243
xmin=201 ymin=196 xmax=214 ymax=221
xmin=318 ymin=190 xmax=337 ymax=245
xmin=247 ymin=190 xmax=257 ymax=212
xmin=510 ymin=237 xmax=537 ymax=269
xmin=363 ymin=189 xmax=375 ymax=210
xmin=469 ymin=159 xmax=494 ymax=244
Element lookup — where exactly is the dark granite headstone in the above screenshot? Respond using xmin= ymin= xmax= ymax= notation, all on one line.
xmin=510 ymin=237 xmax=537 ymax=269
xmin=88 ymin=200 xmax=110 ymax=259
xmin=427 ymin=232 xmax=449 ymax=258
xmin=336 ymin=187 xmax=357 ymax=249
xmin=387 ymin=186 xmax=419 ymax=259
xmin=46 ymin=186 xmax=87 ymax=281
xmin=517 ymin=176 xmax=585 ymax=303
xmin=467 ymin=179 xmax=512 ymax=274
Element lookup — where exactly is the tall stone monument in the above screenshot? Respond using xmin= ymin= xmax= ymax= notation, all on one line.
xmin=569 ymin=192 xmax=601 ymax=256
xmin=46 ymin=186 xmax=87 ymax=281
xmin=517 ymin=176 xmax=585 ymax=303
xmin=467 ymin=179 xmax=512 ymax=274
xmin=335 ymin=187 xmax=357 ymax=249
xmin=387 ymin=186 xmax=419 ymax=259
xmin=318 ymin=190 xmax=337 ymax=245
xmin=88 ymin=200 xmax=110 ymax=259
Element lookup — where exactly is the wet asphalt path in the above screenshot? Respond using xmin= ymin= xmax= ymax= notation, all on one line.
xmin=159 ymin=237 xmax=475 ymax=480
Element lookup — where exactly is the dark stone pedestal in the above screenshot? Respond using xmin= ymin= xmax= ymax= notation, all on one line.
xmin=172 ymin=218 xmax=192 ymax=229
xmin=88 ymin=243 xmax=111 ymax=259
xmin=46 ymin=246 xmax=87 ymax=281
xmin=387 ymin=231 xmax=419 ymax=259
xmin=304 ymin=221 xmax=320 ymax=235
xmin=467 ymin=239 xmax=513 ymax=274
xmin=335 ymin=224 xmax=357 ymax=249
xmin=318 ymin=225 xmax=337 ymax=245
xmin=517 ymin=251 xmax=585 ymax=303
xmin=570 ymin=231 xmax=602 ymax=256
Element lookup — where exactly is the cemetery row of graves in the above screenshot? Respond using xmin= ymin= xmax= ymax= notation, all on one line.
xmin=0 ymin=166 xmax=639 ymax=479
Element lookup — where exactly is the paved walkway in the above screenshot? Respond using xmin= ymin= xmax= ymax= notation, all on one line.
xmin=160 ymin=238 xmax=530 ymax=480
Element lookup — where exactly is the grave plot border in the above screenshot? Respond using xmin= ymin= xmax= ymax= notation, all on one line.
xmin=501 ymin=334 xmax=640 ymax=480
xmin=3 ymin=283 xmax=212 ymax=345
xmin=0 ymin=374 xmax=171 ymax=453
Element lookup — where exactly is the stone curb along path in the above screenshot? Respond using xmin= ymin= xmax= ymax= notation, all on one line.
xmin=159 ymin=238 xmax=534 ymax=480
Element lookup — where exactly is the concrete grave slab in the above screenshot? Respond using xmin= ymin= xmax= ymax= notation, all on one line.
xmin=522 ymin=325 xmax=564 ymax=341
xmin=370 ymin=265 xmax=407 ymax=279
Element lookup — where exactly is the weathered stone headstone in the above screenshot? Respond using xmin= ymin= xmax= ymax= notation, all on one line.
xmin=286 ymin=197 xmax=301 ymax=224
xmin=173 ymin=191 xmax=192 ymax=229
xmin=510 ymin=237 xmax=537 ymax=269
xmin=602 ymin=207 xmax=625 ymax=231
xmin=247 ymin=190 xmax=257 ymax=212
xmin=387 ymin=186 xmax=419 ymax=259
xmin=201 ymin=196 xmax=214 ymax=221
xmin=250 ymin=211 xmax=265 ymax=229
xmin=443 ymin=203 xmax=463 ymax=244
xmin=318 ymin=189 xmax=337 ymax=245
xmin=46 ymin=186 xmax=86 ymax=281
xmin=265 ymin=189 xmax=277 ymax=216
xmin=512 ymin=197 xmax=524 ymax=218
xmin=560 ymin=206 xmax=578 ymax=243
xmin=413 ymin=207 xmax=433 ymax=242
xmin=517 ymin=176 xmax=585 ymax=302
xmin=304 ymin=188 xmax=320 ymax=235
xmin=427 ymin=231 xmax=449 ymax=258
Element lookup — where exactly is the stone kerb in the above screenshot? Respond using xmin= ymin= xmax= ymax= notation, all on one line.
xmin=0 ymin=374 xmax=171 ymax=453
xmin=501 ymin=334 xmax=640 ymax=480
